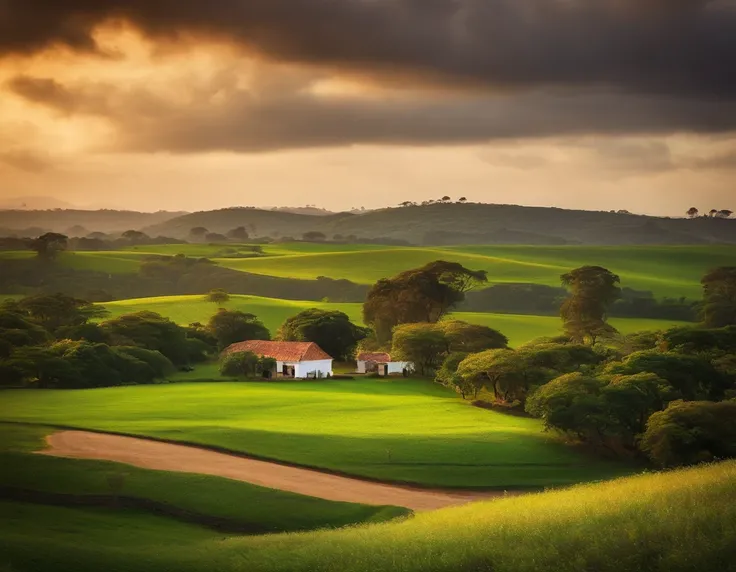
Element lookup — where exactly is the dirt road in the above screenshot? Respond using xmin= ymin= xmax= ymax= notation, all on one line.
xmin=42 ymin=431 xmax=522 ymax=511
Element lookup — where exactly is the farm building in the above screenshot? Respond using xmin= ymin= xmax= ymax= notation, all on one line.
xmin=356 ymin=352 xmax=414 ymax=376
xmin=225 ymin=340 xmax=333 ymax=379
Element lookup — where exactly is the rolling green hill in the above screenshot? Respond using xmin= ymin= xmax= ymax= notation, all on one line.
xmin=99 ymin=294 xmax=687 ymax=346
xmin=4 ymin=242 xmax=729 ymax=299
xmin=214 ymin=244 xmax=730 ymax=298
xmin=1 ymin=460 xmax=734 ymax=572
xmin=0 ymin=380 xmax=635 ymax=489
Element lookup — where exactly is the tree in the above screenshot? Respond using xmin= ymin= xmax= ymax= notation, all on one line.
xmin=701 ymin=267 xmax=736 ymax=327
xmin=601 ymin=373 xmax=680 ymax=446
xmin=391 ymin=323 xmax=448 ymax=376
xmin=189 ymin=227 xmax=209 ymax=241
xmin=604 ymin=350 xmax=729 ymax=401
xmin=560 ymin=266 xmax=621 ymax=344
xmin=717 ymin=209 xmax=733 ymax=219
xmin=441 ymin=196 xmax=451 ymax=202
xmin=14 ymin=294 xmax=107 ymax=334
xmin=458 ymin=197 xmax=467 ymax=203
xmin=221 ymin=350 xmax=261 ymax=378
xmin=709 ymin=209 xmax=718 ymax=218
xmin=101 ymin=311 xmax=191 ymax=366
xmin=439 ymin=320 xmax=508 ymax=353
xmin=364 ymin=261 xmax=487 ymax=343
xmin=457 ymin=349 xmax=543 ymax=403
xmin=121 ymin=230 xmax=149 ymax=242
xmin=227 ymin=226 xmax=250 ymax=241
xmin=205 ymin=289 xmax=231 ymax=306
xmin=277 ymin=308 xmax=368 ymax=361
xmin=207 ymin=309 xmax=270 ymax=350
xmin=31 ymin=232 xmax=68 ymax=261
xmin=205 ymin=232 xmax=228 ymax=242
xmin=640 ymin=400 xmax=736 ymax=467
xmin=525 ymin=373 xmax=611 ymax=443
xmin=686 ymin=207 xmax=699 ymax=218
xmin=302 ymin=231 xmax=327 ymax=242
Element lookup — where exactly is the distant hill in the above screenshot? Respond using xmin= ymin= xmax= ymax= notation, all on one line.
xmin=0 ymin=209 xmax=187 ymax=236
xmin=144 ymin=203 xmax=736 ymax=245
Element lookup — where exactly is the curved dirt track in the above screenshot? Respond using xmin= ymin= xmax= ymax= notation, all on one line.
xmin=42 ymin=431 xmax=523 ymax=511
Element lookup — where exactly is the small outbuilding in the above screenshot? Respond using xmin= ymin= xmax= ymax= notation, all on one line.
xmin=356 ymin=352 xmax=413 ymax=377
xmin=224 ymin=340 xmax=333 ymax=379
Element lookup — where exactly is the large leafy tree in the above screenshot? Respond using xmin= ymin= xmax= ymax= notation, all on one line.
xmin=277 ymin=308 xmax=368 ymax=361
xmin=390 ymin=323 xmax=448 ymax=376
xmin=457 ymin=349 xmax=547 ymax=403
xmin=364 ymin=261 xmax=487 ymax=343
xmin=641 ymin=400 xmax=736 ymax=467
xmin=207 ymin=309 xmax=270 ymax=350
xmin=31 ymin=232 xmax=68 ymax=261
xmin=12 ymin=294 xmax=107 ymax=334
xmin=560 ymin=266 xmax=621 ymax=344
xmin=701 ymin=267 xmax=736 ymax=327
xmin=101 ymin=311 xmax=192 ymax=366
xmin=440 ymin=320 xmax=508 ymax=353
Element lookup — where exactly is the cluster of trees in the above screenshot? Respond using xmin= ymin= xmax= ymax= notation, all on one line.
xmin=189 ymin=226 xmax=253 ymax=243
xmin=358 ymin=261 xmax=736 ymax=468
xmin=0 ymin=295 xmax=273 ymax=388
xmin=686 ymin=208 xmax=733 ymax=219
xmin=398 ymin=197 xmax=468 ymax=207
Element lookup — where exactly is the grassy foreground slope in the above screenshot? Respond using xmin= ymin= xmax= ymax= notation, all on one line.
xmin=0 ymin=380 xmax=632 ymax=488
xmin=2 ymin=461 xmax=734 ymax=572
xmin=100 ymin=294 xmax=687 ymax=347
xmin=0 ymin=424 xmax=406 ymax=534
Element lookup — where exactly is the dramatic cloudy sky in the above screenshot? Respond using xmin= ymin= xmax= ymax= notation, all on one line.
xmin=1 ymin=0 xmax=735 ymax=214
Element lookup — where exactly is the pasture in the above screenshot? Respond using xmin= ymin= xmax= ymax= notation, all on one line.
xmin=1 ymin=459 xmax=734 ymax=572
xmin=99 ymin=294 xmax=688 ymax=347
xmin=0 ymin=380 xmax=634 ymax=488
xmin=3 ymin=242 xmax=731 ymax=298
xmin=0 ymin=424 xmax=406 ymax=534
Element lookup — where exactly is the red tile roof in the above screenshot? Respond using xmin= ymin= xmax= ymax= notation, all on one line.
xmin=224 ymin=340 xmax=333 ymax=362
xmin=357 ymin=352 xmax=391 ymax=363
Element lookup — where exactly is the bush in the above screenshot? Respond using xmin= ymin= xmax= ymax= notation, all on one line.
xmin=220 ymin=352 xmax=276 ymax=379
xmin=640 ymin=400 xmax=736 ymax=467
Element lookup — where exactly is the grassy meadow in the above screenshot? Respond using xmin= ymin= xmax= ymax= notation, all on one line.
xmin=99 ymin=294 xmax=688 ymax=347
xmin=3 ymin=242 xmax=732 ymax=298
xmin=1 ymin=460 xmax=734 ymax=572
xmin=0 ymin=380 xmax=634 ymax=488
xmin=0 ymin=424 xmax=407 ymax=534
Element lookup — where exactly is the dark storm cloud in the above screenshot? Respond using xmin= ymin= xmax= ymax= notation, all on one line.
xmin=10 ymin=73 xmax=736 ymax=152
xmin=2 ymin=0 xmax=736 ymax=98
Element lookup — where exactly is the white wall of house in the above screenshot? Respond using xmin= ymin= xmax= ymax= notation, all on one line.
xmin=387 ymin=361 xmax=413 ymax=374
xmin=294 ymin=359 xmax=333 ymax=379
xmin=357 ymin=361 xmax=366 ymax=374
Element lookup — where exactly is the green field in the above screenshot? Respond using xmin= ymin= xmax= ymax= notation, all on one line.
xmin=0 ymin=424 xmax=406 ymax=534
xmin=1 ymin=460 xmax=734 ymax=572
xmin=3 ymin=243 xmax=731 ymax=298
xmin=100 ymin=294 xmax=687 ymax=347
xmin=0 ymin=380 xmax=634 ymax=488
xmin=215 ymin=244 xmax=731 ymax=298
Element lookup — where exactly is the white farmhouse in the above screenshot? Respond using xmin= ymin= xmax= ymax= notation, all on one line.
xmin=356 ymin=352 xmax=414 ymax=377
xmin=224 ymin=340 xmax=333 ymax=379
